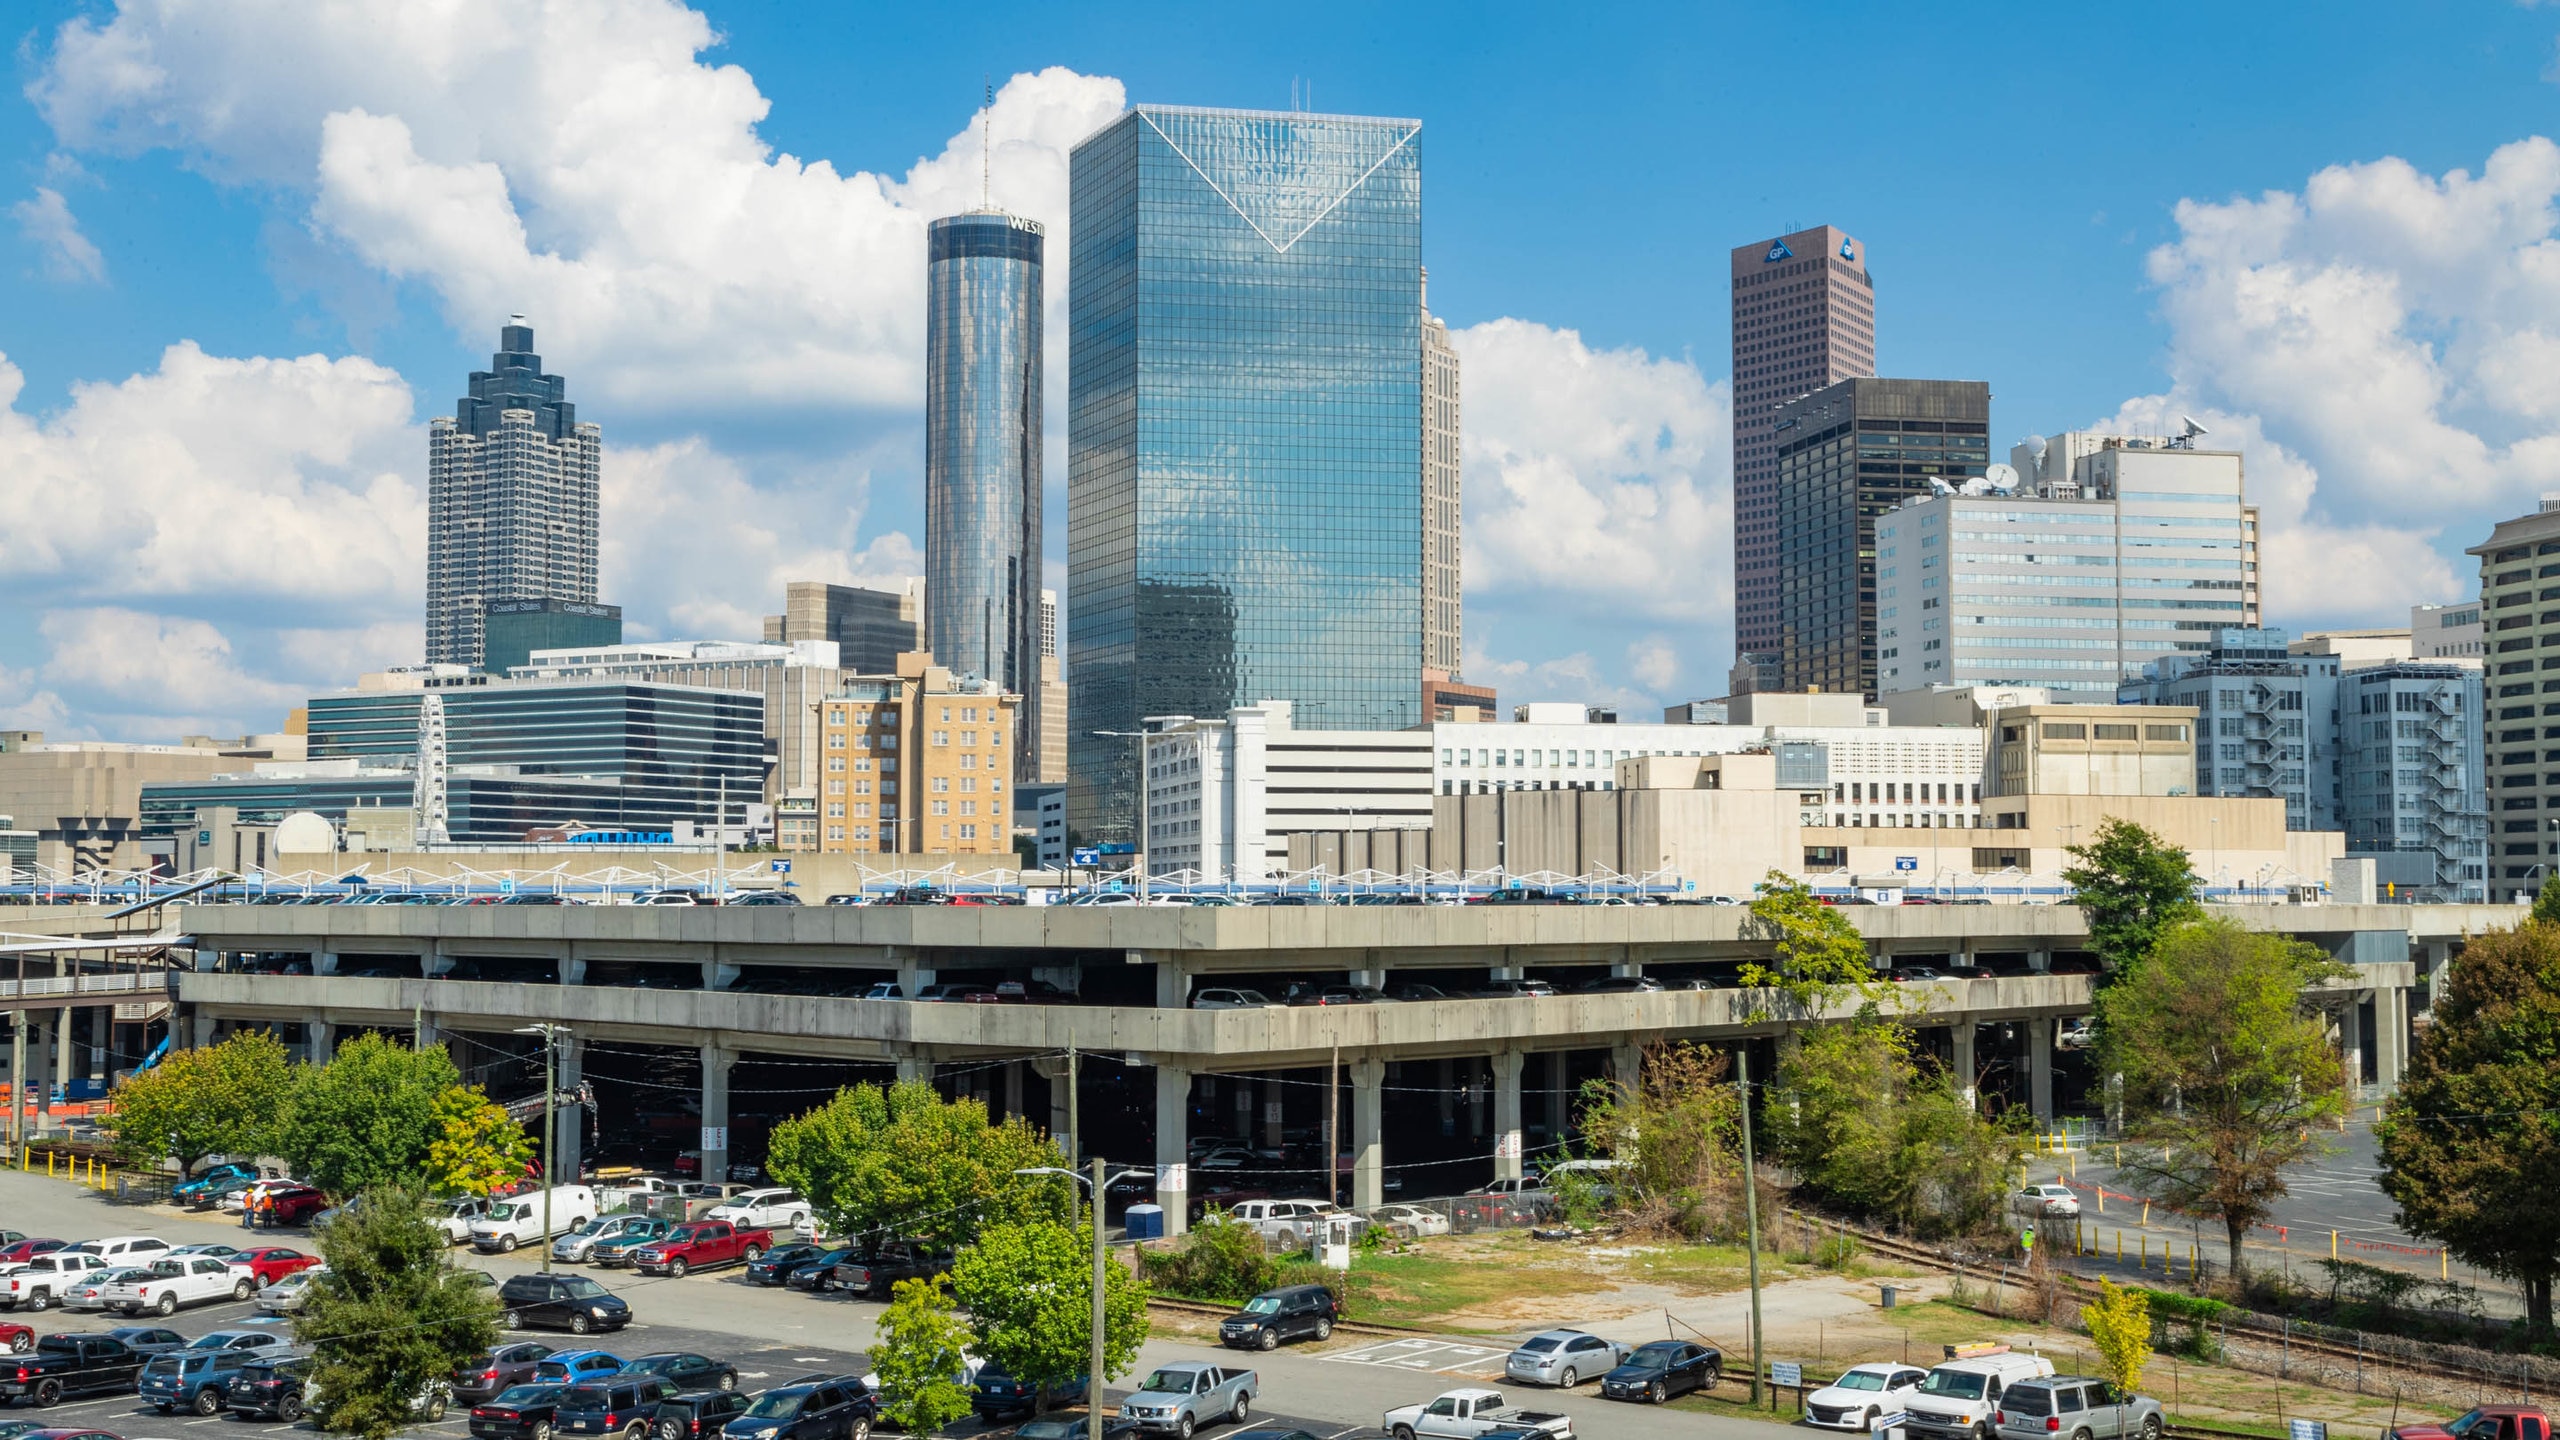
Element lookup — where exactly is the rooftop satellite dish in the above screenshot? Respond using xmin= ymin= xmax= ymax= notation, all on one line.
xmin=1983 ymin=462 xmax=2021 ymax=491
xmin=2180 ymin=415 xmax=2209 ymax=438
xmin=273 ymin=811 xmax=338 ymax=855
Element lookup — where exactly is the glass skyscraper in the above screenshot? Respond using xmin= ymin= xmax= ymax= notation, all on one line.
xmin=925 ymin=210 xmax=1045 ymax=783
xmin=1066 ymin=104 xmax=1425 ymax=843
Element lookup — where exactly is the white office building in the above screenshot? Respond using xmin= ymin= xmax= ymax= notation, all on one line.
xmin=2411 ymin=601 xmax=2484 ymax=662
xmin=1875 ymin=432 xmax=2259 ymax=698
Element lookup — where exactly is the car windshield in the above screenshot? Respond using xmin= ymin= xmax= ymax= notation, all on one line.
xmin=1519 ymin=1338 xmax=1561 ymax=1353
xmin=494 ymin=1385 xmax=560 ymax=1406
xmin=1139 ymin=1370 xmax=1198 ymax=1394
xmin=1242 ymin=1297 xmax=1282 ymax=1315
xmin=1832 ymin=1371 xmax=1890 ymax=1391
xmin=1918 ymin=1373 xmax=1987 ymax=1399
xmin=1626 ymin=1343 xmax=1683 ymax=1367
xmin=743 ymin=1390 xmax=809 ymax=1420
xmin=565 ymin=1388 xmax=613 ymax=1407
xmin=560 ymin=1278 xmax=609 ymax=1298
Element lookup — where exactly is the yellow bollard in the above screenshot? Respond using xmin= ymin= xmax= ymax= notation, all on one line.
xmin=2140 ymin=1236 xmax=2147 ymax=1269
xmin=2331 ymin=1230 xmax=2339 ymax=1262
xmin=2142 ymin=1199 xmax=2150 ymax=1225
xmin=2097 ymin=1189 xmax=2105 ymax=1215
xmin=2442 ymin=1251 xmax=2449 ymax=1281
xmin=2190 ymin=1241 xmax=2197 ymax=1276
xmin=47 ymin=1150 xmax=56 ymax=1178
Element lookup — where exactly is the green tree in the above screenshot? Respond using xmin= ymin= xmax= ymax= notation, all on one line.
xmin=108 ymin=1030 xmax=295 ymax=1176
xmin=2095 ymin=919 xmax=2347 ymax=1279
xmin=1769 ymin=1020 xmax=2025 ymax=1238
xmin=1741 ymin=873 xmax=1879 ymax=1011
xmin=2064 ymin=819 xmax=2202 ymax=975
xmin=2377 ymin=923 xmax=2560 ymax=1334
xmin=2532 ymin=880 xmax=2560 ymax=927
xmin=762 ymin=1079 xmax=1066 ymax=1246
xmin=425 ymin=1086 xmax=536 ymax=1197
xmin=276 ymin=1034 xmax=461 ymax=1199
xmin=294 ymin=1182 xmax=498 ymax=1440
xmin=1572 ymin=1043 xmax=1746 ymax=1238
xmin=950 ymin=1221 xmax=1150 ymax=1406
xmin=870 ymin=1275 xmax=976 ymax=1435
xmin=2079 ymin=1279 xmax=2153 ymax=1395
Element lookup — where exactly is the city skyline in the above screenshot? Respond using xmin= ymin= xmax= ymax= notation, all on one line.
xmin=12 ymin=2 xmax=2560 ymax=741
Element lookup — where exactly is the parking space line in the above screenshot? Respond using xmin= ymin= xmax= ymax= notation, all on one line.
xmin=1325 ymin=1339 xmax=1508 ymax=1377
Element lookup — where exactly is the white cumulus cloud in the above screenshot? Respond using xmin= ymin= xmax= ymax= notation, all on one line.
xmin=10 ymin=187 xmax=106 ymax=283
xmin=33 ymin=0 xmax=1126 ymax=416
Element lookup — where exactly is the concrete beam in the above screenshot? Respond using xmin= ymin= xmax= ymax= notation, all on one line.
xmin=1351 ymin=1058 xmax=1385 ymax=1210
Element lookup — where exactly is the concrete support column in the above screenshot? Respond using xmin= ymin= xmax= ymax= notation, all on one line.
xmin=555 ymin=1037 xmax=585 ymax=1183
xmin=2375 ymin=988 xmax=2407 ymax=1092
xmin=1609 ymin=1042 xmax=1642 ymax=1101
xmin=423 ymin=947 xmax=454 ymax=979
xmin=2025 ymin=1019 xmax=2054 ymax=1124
xmin=896 ymin=1054 xmax=932 ymax=1085
xmin=1610 ymin=947 xmax=1640 ymax=979
xmin=1489 ymin=951 xmax=1523 ymax=982
xmin=1001 ymin=1060 xmax=1023 ymax=1123
xmin=1348 ymin=965 xmax=1386 ymax=990
xmin=1261 ymin=1076 xmax=1283 ymax=1149
xmin=49 ymin=1015 xmax=69 ymax=1115
xmin=311 ymin=951 xmax=338 ymax=977
xmin=1154 ymin=1064 xmax=1191 ymax=1238
xmin=1029 ymin=1056 xmax=1073 ymax=1150
xmin=698 ymin=1043 xmax=734 ymax=1186
xmin=895 ymin=952 xmax=936 ymax=999
xmin=1436 ymin=1060 xmax=1456 ymax=1136
xmin=704 ymin=960 xmax=740 ymax=992
xmin=1951 ymin=1024 xmax=1978 ymax=1110
xmin=1491 ymin=1050 xmax=1526 ymax=1182
xmin=1544 ymin=1051 xmax=1569 ymax=1138
xmin=1467 ymin=1058 xmax=1487 ymax=1138
xmin=1229 ymin=1076 xmax=1253 ymax=1139
xmin=2341 ymin=998 xmax=2367 ymax=1095
xmin=7 ymin=1011 xmax=23 ymax=1153
xmin=559 ymin=957 xmax=587 ymax=987
xmin=1154 ymin=958 xmax=1189 ymax=1009
xmin=189 ymin=1010 xmax=218 ymax=1050
xmin=305 ymin=1021 xmax=336 ymax=1066
xmin=1350 ymin=1058 xmax=1386 ymax=1211
xmin=2028 ymin=949 xmax=2054 ymax=975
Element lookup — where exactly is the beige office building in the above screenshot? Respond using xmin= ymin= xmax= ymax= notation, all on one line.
xmin=817 ymin=653 xmax=1019 ymax=857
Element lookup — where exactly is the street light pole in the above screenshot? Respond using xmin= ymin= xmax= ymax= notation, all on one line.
xmin=1015 ymin=1163 xmax=1147 ymax=1440
xmin=1737 ymin=1046 xmax=1765 ymax=1407
xmin=518 ymin=1023 xmax=570 ymax=1273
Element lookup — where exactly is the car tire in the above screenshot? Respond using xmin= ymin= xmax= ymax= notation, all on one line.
xmin=533 ymin=1423 xmax=553 ymax=1440
xmin=157 ymin=1291 xmax=180 ymax=1316
xmin=658 ymin=1422 xmax=683 ymax=1440
xmin=2139 ymin=1418 xmax=2161 ymax=1440
xmin=2072 ymin=1429 xmax=2093 ymax=1440
xmin=429 ymin=1396 xmax=450 ymax=1421
xmin=743 ymin=1245 xmax=765 ymax=1264
xmin=1864 ymin=1411 xmax=1879 ymax=1431
xmin=1232 ymin=1394 xmax=1250 ymax=1424
xmin=1702 ymin=1364 xmax=1721 ymax=1390
xmin=851 ymin=1418 xmax=870 ymax=1440
xmin=23 ymin=1291 xmax=46 ymax=1313
xmin=195 ymin=1386 xmax=225 ymax=1416
xmin=503 ymin=1310 xmax=524 ymax=1330
xmin=668 ymin=1259 xmax=689 ymax=1279
xmin=1648 ymin=1383 xmax=1666 ymax=1405
xmin=31 ymin=1378 xmax=61 ymax=1407
xmin=279 ymin=1395 xmax=304 ymax=1423
xmin=6 ymin=1332 xmax=27 ymax=1354
xmin=1394 ymin=1428 xmax=1416 ymax=1440
xmin=719 ymin=1374 xmax=736 ymax=1392
xmin=624 ymin=1421 xmax=648 ymax=1440
xmin=500 ymin=1235 xmax=520 ymax=1253
xmin=1559 ymin=1367 xmax=1577 ymax=1388
xmin=570 ymin=1312 xmax=593 ymax=1335
xmin=1175 ymin=1415 xmax=1193 ymax=1440
xmin=235 ymin=1278 xmax=256 ymax=1300
xmin=1314 ymin=1318 xmax=1332 ymax=1341
xmin=1257 ymin=1330 xmax=1278 ymax=1352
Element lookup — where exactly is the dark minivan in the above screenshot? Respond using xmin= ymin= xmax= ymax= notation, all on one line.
xmin=721 ymin=1379 xmax=874 ymax=1440
xmin=1218 ymin=1284 xmax=1338 ymax=1351
xmin=655 ymin=1389 xmax=753 ymax=1440
xmin=974 ymin=1361 xmax=1086 ymax=1421
xmin=556 ymin=1376 xmax=678 ymax=1439
xmin=501 ymin=1273 xmax=632 ymax=1334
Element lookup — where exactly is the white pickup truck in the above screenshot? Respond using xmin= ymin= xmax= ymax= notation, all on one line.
xmin=100 ymin=1256 xmax=256 ymax=1315
xmin=1384 ymin=1389 xmax=1575 ymax=1440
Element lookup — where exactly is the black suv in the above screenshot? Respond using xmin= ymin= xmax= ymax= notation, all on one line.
xmin=1218 ymin=1284 xmax=1338 ymax=1350
xmin=556 ymin=1376 xmax=679 ymax=1439
xmin=721 ymin=1379 xmax=875 ymax=1440
xmin=500 ymin=1273 xmax=633 ymax=1333
xmin=975 ymin=1361 xmax=1087 ymax=1421
xmin=654 ymin=1390 xmax=753 ymax=1440
xmin=229 ymin=1354 xmax=314 ymax=1422
xmin=620 ymin=1353 xmax=738 ymax=1394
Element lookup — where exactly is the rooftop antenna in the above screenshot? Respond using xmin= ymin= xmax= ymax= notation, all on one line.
xmin=981 ymin=76 xmax=992 ymax=210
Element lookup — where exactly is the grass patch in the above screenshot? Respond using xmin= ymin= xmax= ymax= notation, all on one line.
xmin=1351 ymin=1241 xmax=1612 ymax=1328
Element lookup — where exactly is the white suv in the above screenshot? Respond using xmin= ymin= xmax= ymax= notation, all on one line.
xmin=704 ymin=1188 xmax=811 ymax=1232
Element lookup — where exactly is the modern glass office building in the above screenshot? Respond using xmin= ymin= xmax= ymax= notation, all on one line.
xmin=1066 ymin=104 xmax=1426 ymax=843
xmin=925 ymin=210 xmax=1045 ymax=783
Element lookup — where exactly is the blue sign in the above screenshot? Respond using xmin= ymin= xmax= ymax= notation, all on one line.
xmin=1098 ymin=842 xmax=1137 ymax=856
xmin=1840 ymin=237 xmax=1856 ymax=261
xmin=769 ymin=859 xmax=791 ymax=874
xmin=1764 ymin=239 xmax=1793 ymax=263
xmin=1071 ymin=847 xmax=1100 ymax=867
xmin=1894 ymin=857 xmax=1918 ymax=872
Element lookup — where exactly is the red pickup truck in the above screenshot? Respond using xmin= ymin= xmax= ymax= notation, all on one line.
xmin=2389 ymin=1407 xmax=2556 ymax=1440
xmin=625 ymin=1220 xmax=772 ymax=1278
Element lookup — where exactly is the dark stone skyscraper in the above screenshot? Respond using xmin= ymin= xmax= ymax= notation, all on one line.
xmin=425 ymin=318 xmax=600 ymax=668
xmin=924 ymin=210 xmax=1045 ymax=780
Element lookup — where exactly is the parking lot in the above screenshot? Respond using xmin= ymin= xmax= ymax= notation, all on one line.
xmin=0 ymin=1171 xmax=1791 ymax=1440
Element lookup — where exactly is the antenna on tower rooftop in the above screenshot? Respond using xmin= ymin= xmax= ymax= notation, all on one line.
xmin=981 ymin=76 xmax=992 ymax=210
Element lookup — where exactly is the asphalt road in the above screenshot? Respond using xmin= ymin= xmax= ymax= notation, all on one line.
xmin=0 ymin=1172 xmax=1791 ymax=1440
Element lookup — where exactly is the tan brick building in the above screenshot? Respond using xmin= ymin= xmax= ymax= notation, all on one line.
xmin=816 ymin=652 xmax=1019 ymax=856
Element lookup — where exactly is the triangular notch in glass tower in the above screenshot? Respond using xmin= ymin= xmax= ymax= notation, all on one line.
xmin=1139 ymin=108 xmax=1420 ymax=255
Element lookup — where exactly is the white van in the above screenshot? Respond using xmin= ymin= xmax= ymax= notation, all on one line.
xmin=1903 ymin=1351 xmax=2057 ymax=1440
xmin=467 ymin=1187 xmax=597 ymax=1253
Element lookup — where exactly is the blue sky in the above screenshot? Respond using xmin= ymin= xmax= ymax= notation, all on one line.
xmin=8 ymin=1 xmax=2560 ymax=739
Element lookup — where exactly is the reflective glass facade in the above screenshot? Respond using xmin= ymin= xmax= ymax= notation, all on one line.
xmin=925 ymin=211 xmax=1045 ymax=784
xmin=1067 ymin=105 xmax=1426 ymax=842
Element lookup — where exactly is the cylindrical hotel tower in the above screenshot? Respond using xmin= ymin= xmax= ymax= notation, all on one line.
xmin=925 ymin=210 xmax=1045 ymax=781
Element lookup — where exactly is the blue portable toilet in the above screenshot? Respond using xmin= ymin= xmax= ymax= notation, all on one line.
xmin=1124 ymin=1204 xmax=1165 ymax=1241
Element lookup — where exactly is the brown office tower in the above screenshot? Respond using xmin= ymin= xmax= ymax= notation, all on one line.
xmin=1730 ymin=227 xmax=1875 ymax=673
